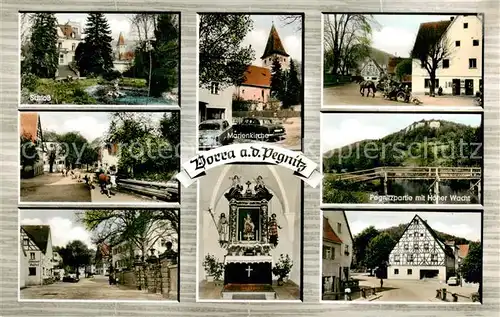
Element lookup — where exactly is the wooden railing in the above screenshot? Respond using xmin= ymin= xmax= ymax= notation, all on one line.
xmin=117 ymin=179 xmax=179 ymax=202
xmin=331 ymin=167 xmax=482 ymax=183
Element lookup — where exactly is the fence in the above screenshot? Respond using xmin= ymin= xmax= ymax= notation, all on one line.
xmin=117 ymin=255 xmax=178 ymax=300
xmin=435 ymin=288 xmax=478 ymax=302
xmin=116 ymin=179 xmax=179 ymax=202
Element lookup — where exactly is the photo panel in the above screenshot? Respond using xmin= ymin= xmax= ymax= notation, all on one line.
xmin=321 ymin=112 xmax=483 ymax=205
xmin=20 ymin=12 xmax=180 ymax=106
xmin=322 ymin=13 xmax=483 ymax=108
xmin=19 ymin=208 xmax=179 ymax=301
xmin=197 ymin=164 xmax=302 ymax=301
xmin=19 ymin=111 xmax=180 ymax=204
xmin=197 ymin=13 xmax=304 ymax=151
xmin=321 ymin=210 xmax=482 ymax=303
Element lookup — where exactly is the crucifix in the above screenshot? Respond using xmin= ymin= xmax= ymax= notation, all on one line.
xmin=245 ymin=265 xmax=253 ymax=278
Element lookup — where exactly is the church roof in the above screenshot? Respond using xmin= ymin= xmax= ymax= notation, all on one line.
xmin=240 ymin=65 xmax=271 ymax=88
xmin=21 ymin=225 xmax=51 ymax=254
xmin=261 ymin=24 xmax=289 ymax=59
xmin=118 ymin=32 xmax=125 ymax=45
xmin=20 ymin=112 xmax=40 ymax=143
xmin=323 ymin=217 xmax=343 ymax=244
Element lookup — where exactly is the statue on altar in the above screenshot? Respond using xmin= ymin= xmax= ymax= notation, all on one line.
xmin=243 ymin=213 xmax=256 ymax=240
xmin=217 ymin=213 xmax=229 ymax=244
xmin=268 ymin=213 xmax=282 ymax=247
xmin=226 ymin=175 xmax=244 ymax=199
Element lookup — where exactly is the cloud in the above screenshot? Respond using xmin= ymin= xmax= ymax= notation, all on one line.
xmin=22 ymin=217 xmax=93 ymax=248
xmin=283 ymin=35 xmax=302 ymax=62
xmin=45 ymin=116 xmax=108 ymax=142
xmin=371 ymin=26 xmax=417 ymax=57
xmin=431 ymin=222 xmax=479 ymax=241
xmin=322 ymin=118 xmax=390 ymax=151
xmin=107 ymin=17 xmax=133 ymax=40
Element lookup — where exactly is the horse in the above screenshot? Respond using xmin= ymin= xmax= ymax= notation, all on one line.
xmin=359 ymin=80 xmax=377 ymax=98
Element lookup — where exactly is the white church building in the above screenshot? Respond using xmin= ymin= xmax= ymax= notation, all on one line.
xmin=411 ymin=15 xmax=483 ymax=96
xmin=387 ymin=214 xmax=455 ymax=281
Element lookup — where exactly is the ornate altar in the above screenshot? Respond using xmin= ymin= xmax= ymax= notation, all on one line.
xmin=218 ymin=175 xmax=278 ymax=299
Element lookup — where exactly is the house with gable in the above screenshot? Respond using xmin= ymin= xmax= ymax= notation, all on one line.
xmin=20 ymin=225 xmax=54 ymax=286
xmin=56 ymin=21 xmax=83 ymax=78
xmin=322 ymin=211 xmax=353 ymax=295
xmin=20 ymin=112 xmax=45 ymax=178
xmin=387 ymin=214 xmax=455 ymax=281
xmin=411 ymin=15 xmax=483 ymax=96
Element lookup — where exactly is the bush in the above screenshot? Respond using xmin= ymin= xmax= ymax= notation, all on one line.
xmin=103 ymin=70 xmax=122 ymax=82
xmin=21 ymin=73 xmax=39 ymax=91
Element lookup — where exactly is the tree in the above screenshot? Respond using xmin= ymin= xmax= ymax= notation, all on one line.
xmin=410 ymin=22 xmax=452 ymax=97
xmin=198 ymin=14 xmax=255 ymax=89
xmin=283 ymin=58 xmax=301 ymax=107
xmin=160 ymin=112 xmax=180 ymax=151
xmin=58 ymin=240 xmax=93 ymax=274
xmin=78 ymin=209 xmax=179 ymax=261
xmin=394 ymin=58 xmax=412 ymax=81
xmin=149 ymin=14 xmax=179 ymax=97
xmin=323 ymin=14 xmax=377 ymax=76
xmin=364 ymin=232 xmax=396 ymax=270
xmin=460 ymin=241 xmax=482 ymax=300
xmin=279 ymin=15 xmax=302 ymax=31
xmin=24 ymin=13 xmax=59 ymax=78
xmin=57 ymin=132 xmax=90 ymax=169
xmin=270 ymin=58 xmax=284 ymax=99
xmin=20 ymin=136 xmax=40 ymax=169
xmin=353 ymin=226 xmax=379 ymax=268
xmin=76 ymin=13 xmax=114 ymax=76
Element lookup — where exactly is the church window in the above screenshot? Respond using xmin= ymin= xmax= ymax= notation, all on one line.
xmin=431 ymin=253 xmax=437 ymax=261
xmin=23 ymin=238 xmax=29 ymax=246
xmin=323 ymin=246 xmax=334 ymax=260
xmin=344 ymin=245 xmax=349 ymax=255
xmin=394 ymin=269 xmax=399 ymax=275
xmin=30 ymin=252 xmax=35 ymax=260
xmin=337 ymin=223 xmax=342 ymax=233
xmin=261 ymin=89 xmax=264 ymax=99
xmin=29 ymin=267 xmax=36 ymax=276
xmin=407 ymin=269 xmax=412 ymax=275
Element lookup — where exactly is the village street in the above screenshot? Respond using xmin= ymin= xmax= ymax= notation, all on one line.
xmin=20 ymin=275 xmax=165 ymax=300
xmin=323 ymin=83 xmax=477 ymax=107
xmin=352 ymin=273 xmax=478 ymax=302
xmin=21 ymin=172 xmax=153 ymax=203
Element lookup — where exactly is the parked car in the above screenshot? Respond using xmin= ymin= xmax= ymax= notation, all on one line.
xmin=198 ymin=119 xmax=233 ymax=150
xmin=62 ymin=273 xmax=79 ymax=283
xmin=232 ymin=117 xmax=286 ymax=141
xmin=447 ymin=276 xmax=460 ymax=286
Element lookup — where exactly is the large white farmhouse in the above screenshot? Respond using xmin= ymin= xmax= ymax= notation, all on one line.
xmin=322 ymin=210 xmax=353 ymax=295
xmin=387 ymin=215 xmax=455 ymax=281
xmin=20 ymin=225 xmax=54 ymax=286
xmin=411 ymin=15 xmax=483 ymax=96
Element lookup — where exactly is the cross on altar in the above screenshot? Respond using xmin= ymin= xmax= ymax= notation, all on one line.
xmin=246 ymin=265 xmax=253 ymax=277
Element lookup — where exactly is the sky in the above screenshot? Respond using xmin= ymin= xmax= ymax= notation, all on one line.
xmin=339 ymin=211 xmax=482 ymax=242
xmin=38 ymin=112 xmax=166 ymax=143
xmin=241 ymin=15 xmax=302 ymax=64
xmin=321 ymin=113 xmax=482 ymax=151
xmin=20 ymin=210 xmax=94 ymax=249
xmin=369 ymin=15 xmax=455 ymax=57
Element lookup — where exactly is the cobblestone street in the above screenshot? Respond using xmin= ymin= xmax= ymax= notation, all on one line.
xmin=323 ymin=83 xmax=478 ymax=107
xmin=20 ymin=275 xmax=168 ymax=300
xmin=352 ymin=273 xmax=478 ymax=302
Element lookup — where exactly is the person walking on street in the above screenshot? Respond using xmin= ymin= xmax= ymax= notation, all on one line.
xmin=380 ymin=278 xmax=384 ymax=290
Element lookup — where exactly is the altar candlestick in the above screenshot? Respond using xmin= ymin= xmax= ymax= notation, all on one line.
xmin=239 ymin=232 xmax=242 ymax=240
xmin=256 ymin=230 xmax=259 ymax=241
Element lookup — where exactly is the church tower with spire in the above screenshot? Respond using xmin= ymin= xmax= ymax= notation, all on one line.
xmin=261 ymin=23 xmax=290 ymax=71
xmin=116 ymin=32 xmax=126 ymax=60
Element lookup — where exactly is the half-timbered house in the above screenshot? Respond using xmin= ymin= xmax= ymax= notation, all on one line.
xmin=20 ymin=225 xmax=54 ymax=286
xmin=388 ymin=214 xmax=455 ymax=281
